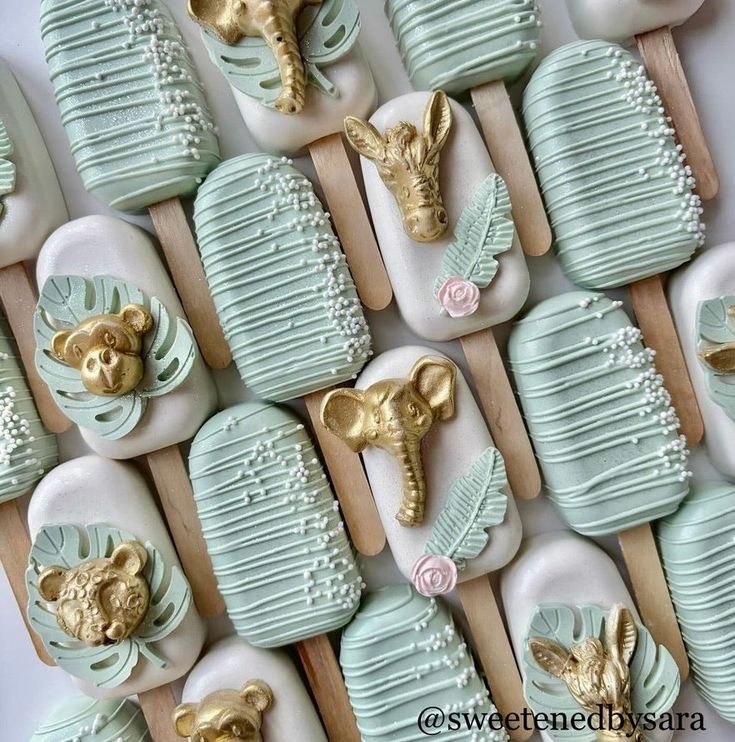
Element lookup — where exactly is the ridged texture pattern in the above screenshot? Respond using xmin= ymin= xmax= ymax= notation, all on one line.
xmin=189 ymin=402 xmax=363 ymax=647
xmin=0 ymin=118 xmax=15 ymax=218
xmin=341 ymin=585 xmax=506 ymax=741
xmin=385 ymin=0 xmax=541 ymax=93
xmin=0 ymin=314 xmax=57 ymax=505
xmin=31 ymin=697 xmax=150 ymax=741
xmin=523 ymin=40 xmax=704 ymax=289
xmin=40 ymin=0 xmax=220 ymax=213
xmin=658 ymin=483 xmax=735 ymax=722
xmin=509 ymin=291 xmax=690 ymax=536
xmin=193 ymin=153 xmax=371 ymax=401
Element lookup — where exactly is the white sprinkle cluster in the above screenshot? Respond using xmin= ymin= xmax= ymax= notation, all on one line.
xmin=0 ymin=385 xmax=36 ymax=480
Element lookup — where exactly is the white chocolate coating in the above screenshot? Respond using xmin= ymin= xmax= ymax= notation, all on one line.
xmin=28 ymin=455 xmax=206 ymax=698
xmin=357 ymin=345 xmax=522 ymax=582
xmin=0 ymin=60 xmax=67 ymax=267
xmin=233 ymin=47 xmax=377 ymax=157
xmin=182 ymin=636 xmax=327 ymax=742
xmin=360 ymin=93 xmax=530 ymax=341
xmin=669 ymin=242 xmax=735 ymax=479
xmin=36 ymin=216 xmax=217 ymax=459
xmin=566 ymin=0 xmax=705 ymax=44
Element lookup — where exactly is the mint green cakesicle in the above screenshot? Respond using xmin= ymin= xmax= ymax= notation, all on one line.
xmin=658 ymin=483 xmax=735 ymax=722
xmin=508 ymin=291 xmax=690 ymax=536
xmin=0 ymin=314 xmax=57 ymax=505
xmin=40 ymin=0 xmax=220 ymax=213
xmin=523 ymin=40 xmax=705 ymax=289
xmin=385 ymin=0 xmax=542 ymax=93
xmin=0 ymin=118 xmax=15 ymax=217
xmin=189 ymin=402 xmax=364 ymax=648
xmin=193 ymin=154 xmax=371 ymax=401
xmin=341 ymin=585 xmax=507 ymax=742
xmin=31 ymin=697 xmax=150 ymax=742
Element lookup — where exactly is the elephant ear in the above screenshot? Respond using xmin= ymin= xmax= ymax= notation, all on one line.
xmin=320 ymin=388 xmax=367 ymax=452
xmin=410 ymin=356 xmax=456 ymax=420
xmin=172 ymin=702 xmax=198 ymax=737
xmin=187 ymin=0 xmax=243 ymax=45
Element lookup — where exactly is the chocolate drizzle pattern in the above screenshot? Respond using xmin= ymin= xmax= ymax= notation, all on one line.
xmin=189 ymin=402 xmax=364 ymax=648
xmin=523 ymin=40 xmax=704 ymax=289
xmin=509 ymin=291 xmax=690 ymax=536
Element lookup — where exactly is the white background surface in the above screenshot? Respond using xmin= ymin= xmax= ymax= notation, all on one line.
xmin=1 ymin=0 xmax=734 ymax=739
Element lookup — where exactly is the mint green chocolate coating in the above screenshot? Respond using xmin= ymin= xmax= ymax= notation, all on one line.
xmin=658 ymin=483 xmax=735 ymax=722
xmin=189 ymin=402 xmax=363 ymax=648
xmin=385 ymin=0 xmax=541 ymax=93
xmin=523 ymin=40 xmax=704 ymax=289
xmin=509 ymin=291 xmax=690 ymax=536
xmin=40 ymin=0 xmax=220 ymax=213
xmin=696 ymin=295 xmax=735 ymax=421
xmin=0 ymin=117 xmax=15 ymax=219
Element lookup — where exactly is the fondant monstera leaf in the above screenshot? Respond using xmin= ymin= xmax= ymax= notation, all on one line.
xmin=26 ymin=523 xmax=191 ymax=689
xmin=0 ymin=118 xmax=16 ymax=220
xmin=523 ymin=604 xmax=680 ymax=741
xmin=200 ymin=0 xmax=360 ymax=106
xmin=696 ymin=295 xmax=735 ymax=421
xmin=34 ymin=275 xmax=196 ymax=439
xmin=424 ymin=446 xmax=508 ymax=570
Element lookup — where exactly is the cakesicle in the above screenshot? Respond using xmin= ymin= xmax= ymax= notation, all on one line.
xmin=40 ymin=0 xmax=229 ymax=368
xmin=25 ymin=456 xmax=205 ymax=737
xmin=384 ymin=0 xmax=550 ymax=256
xmin=189 ymin=401 xmax=363 ymax=741
xmin=321 ymin=346 xmax=529 ymax=738
xmin=189 ymin=0 xmax=390 ymax=310
xmin=501 ymin=531 xmax=680 ymax=742
xmin=176 ymin=635 xmax=327 ymax=741
xmin=33 ymin=215 xmax=221 ymax=617
xmin=0 ymin=60 xmax=68 ymax=432
xmin=194 ymin=152 xmax=383 ymax=556
xmin=509 ymin=291 xmax=689 ymax=675
xmin=345 ymin=91 xmax=539 ymax=500
xmin=565 ymin=0 xmax=716 ymax=199
xmin=523 ymin=40 xmax=706 ymax=444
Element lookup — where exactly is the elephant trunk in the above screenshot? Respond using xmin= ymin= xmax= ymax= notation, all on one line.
xmin=393 ymin=436 xmax=427 ymax=527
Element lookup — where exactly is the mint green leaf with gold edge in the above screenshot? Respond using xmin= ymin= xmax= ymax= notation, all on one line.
xmin=0 ymin=118 xmax=15 ymax=220
xmin=696 ymin=295 xmax=735 ymax=422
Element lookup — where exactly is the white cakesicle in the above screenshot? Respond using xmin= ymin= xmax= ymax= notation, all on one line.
xmin=27 ymin=455 xmax=206 ymax=698
xmin=181 ymin=636 xmax=327 ymax=742
xmin=359 ymin=93 xmax=530 ymax=342
xmin=36 ymin=215 xmax=217 ymax=458
xmin=356 ymin=345 xmax=522 ymax=582
xmin=565 ymin=0 xmax=705 ymax=43
xmin=0 ymin=60 xmax=67 ymax=266
xmin=669 ymin=242 xmax=735 ymax=479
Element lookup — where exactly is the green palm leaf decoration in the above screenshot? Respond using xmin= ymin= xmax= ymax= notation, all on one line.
xmin=523 ymin=604 xmax=680 ymax=741
xmin=199 ymin=0 xmax=360 ymax=106
xmin=34 ymin=276 xmax=196 ymax=439
xmin=26 ymin=523 xmax=191 ymax=689
xmin=0 ymin=118 xmax=16 ymax=220
xmin=424 ymin=447 xmax=508 ymax=570
xmin=696 ymin=295 xmax=735 ymax=421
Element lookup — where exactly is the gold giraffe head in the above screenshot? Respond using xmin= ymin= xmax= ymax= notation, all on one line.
xmin=51 ymin=304 xmax=153 ymax=397
xmin=38 ymin=541 xmax=150 ymax=647
xmin=345 ymin=90 xmax=452 ymax=243
xmin=529 ymin=604 xmax=641 ymax=742
xmin=320 ymin=356 xmax=456 ymax=527
xmin=173 ymin=680 xmax=274 ymax=742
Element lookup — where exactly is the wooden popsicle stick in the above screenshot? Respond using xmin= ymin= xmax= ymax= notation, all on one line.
xmin=138 ymin=684 xmax=180 ymax=742
xmin=0 ymin=263 xmax=71 ymax=434
xmin=471 ymin=81 xmax=552 ymax=257
xmin=636 ymin=27 xmax=719 ymax=201
xmin=0 ymin=499 xmax=54 ymax=665
xmin=149 ymin=198 xmax=232 ymax=370
xmin=618 ymin=523 xmax=689 ymax=680
xmin=628 ymin=274 xmax=703 ymax=446
xmin=297 ymin=633 xmax=360 ymax=742
xmin=458 ymin=576 xmax=534 ymax=741
xmin=147 ymin=444 xmax=225 ymax=619
xmin=309 ymin=133 xmax=393 ymax=311
xmin=460 ymin=329 xmax=541 ymax=500
xmin=304 ymin=389 xmax=386 ymax=556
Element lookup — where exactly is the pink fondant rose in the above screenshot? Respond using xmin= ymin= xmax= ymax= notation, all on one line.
xmin=411 ymin=554 xmax=458 ymax=597
xmin=437 ymin=277 xmax=480 ymax=318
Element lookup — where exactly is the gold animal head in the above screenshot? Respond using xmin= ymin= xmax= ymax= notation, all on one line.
xmin=38 ymin=541 xmax=149 ymax=647
xmin=51 ymin=304 xmax=153 ymax=397
xmin=321 ymin=356 xmax=456 ymax=526
xmin=529 ymin=604 xmax=640 ymax=741
xmin=345 ymin=91 xmax=453 ymax=243
xmin=699 ymin=306 xmax=735 ymax=372
xmin=173 ymin=680 xmax=274 ymax=742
